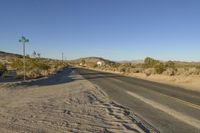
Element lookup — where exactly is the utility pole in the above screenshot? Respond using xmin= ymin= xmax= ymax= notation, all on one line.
xmin=19 ymin=36 xmax=29 ymax=81
xmin=62 ymin=52 xmax=64 ymax=63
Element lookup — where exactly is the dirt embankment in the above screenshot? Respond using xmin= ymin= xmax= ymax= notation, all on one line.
xmin=0 ymin=68 xmax=153 ymax=133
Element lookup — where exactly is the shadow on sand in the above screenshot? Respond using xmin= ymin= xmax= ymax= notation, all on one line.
xmin=71 ymin=68 xmax=124 ymax=81
xmin=11 ymin=68 xmax=75 ymax=88
xmin=3 ymin=68 xmax=123 ymax=88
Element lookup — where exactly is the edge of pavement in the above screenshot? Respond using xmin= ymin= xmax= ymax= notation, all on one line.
xmin=0 ymin=67 xmax=160 ymax=133
xmin=74 ymin=67 xmax=160 ymax=133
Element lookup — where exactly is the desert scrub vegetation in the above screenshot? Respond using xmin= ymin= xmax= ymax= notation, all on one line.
xmin=0 ymin=63 xmax=7 ymax=76
xmin=86 ymin=57 xmax=200 ymax=77
xmin=9 ymin=57 xmax=67 ymax=79
xmin=143 ymin=57 xmax=178 ymax=76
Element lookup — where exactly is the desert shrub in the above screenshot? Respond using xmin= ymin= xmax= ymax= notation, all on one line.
xmin=26 ymin=68 xmax=42 ymax=78
xmin=187 ymin=67 xmax=200 ymax=75
xmin=0 ymin=63 xmax=7 ymax=76
xmin=144 ymin=57 xmax=160 ymax=68
xmin=154 ymin=62 xmax=165 ymax=74
xmin=38 ymin=63 xmax=50 ymax=70
xmin=111 ymin=63 xmax=120 ymax=68
xmin=122 ymin=63 xmax=132 ymax=68
xmin=27 ymin=59 xmax=38 ymax=70
xmin=176 ymin=68 xmax=186 ymax=75
xmin=144 ymin=57 xmax=168 ymax=74
xmin=125 ymin=67 xmax=131 ymax=73
xmin=10 ymin=58 xmax=23 ymax=71
xmin=87 ymin=62 xmax=97 ymax=68
xmin=27 ymin=59 xmax=50 ymax=71
xmin=118 ymin=66 xmax=126 ymax=73
xmin=52 ymin=61 xmax=65 ymax=70
xmin=144 ymin=68 xmax=156 ymax=76
xmin=129 ymin=68 xmax=143 ymax=73
xmin=196 ymin=65 xmax=200 ymax=70
xmin=176 ymin=67 xmax=200 ymax=76
xmin=163 ymin=68 xmax=176 ymax=76
xmin=165 ymin=61 xmax=175 ymax=69
xmin=104 ymin=60 xmax=110 ymax=66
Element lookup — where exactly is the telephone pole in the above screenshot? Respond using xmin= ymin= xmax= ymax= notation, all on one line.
xmin=62 ymin=52 xmax=64 ymax=63
xmin=19 ymin=36 xmax=29 ymax=81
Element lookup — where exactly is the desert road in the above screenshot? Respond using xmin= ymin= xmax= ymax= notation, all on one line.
xmin=76 ymin=68 xmax=200 ymax=133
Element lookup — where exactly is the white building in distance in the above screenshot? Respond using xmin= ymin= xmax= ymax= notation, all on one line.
xmin=97 ymin=60 xmax=105 ymax=66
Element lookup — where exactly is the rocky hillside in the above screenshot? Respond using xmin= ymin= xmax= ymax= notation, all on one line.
xmin=0 ymin=51 xmax=23 ymax=64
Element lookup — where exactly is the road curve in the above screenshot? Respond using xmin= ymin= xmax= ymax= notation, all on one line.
xmin=76 ymin=68 xmax=200 ymax=133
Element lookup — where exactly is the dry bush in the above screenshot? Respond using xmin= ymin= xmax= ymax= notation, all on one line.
xmin=0 ymin=63 xmax=7 ymax=76
xmin=117 ymin=66 xmax=126 ymax=73
xmin=176 ymin=67 xmax=200 ymax=76
xmin=165 ymin=61 xmax=175 ymax=69
xmin=176 ymin=68 xmax=186 ymax=76
xmin=10 ymin=58 xmax=23 ymax=71
xmin=87 ymin=62 xmax=97 ymax=68
xmin=26 ymin=68 xmax=42 ymax=78
xmin=154 ymin=62 xmax=166 ymax=74
xmin=144 ymin=68 xmax=156 ymax=76
xmin=196 ymin=65 xmax=200 ymax=69
xmin=129 ymin=68 xmax=143 ymax=73
xmin=163 ymin=68 xmax=176 ymax=76
xmin=144 ymin=57 xmax=160 ymax=68
xmin=9 ymin=58 xmax=68 ymax=79
xmin=187 ymin=67 xmax=200 ymax=75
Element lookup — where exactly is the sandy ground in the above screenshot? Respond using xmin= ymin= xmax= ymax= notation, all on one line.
xmin=0 ymin=69 xmax=150 ymax=133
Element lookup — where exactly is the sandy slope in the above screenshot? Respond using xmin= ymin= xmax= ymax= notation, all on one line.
xmin=0 ymin=69 xmax=149 ymax=133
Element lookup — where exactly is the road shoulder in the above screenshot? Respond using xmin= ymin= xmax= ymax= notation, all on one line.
xmin=0 ymin=68 xmax=157 ymax=133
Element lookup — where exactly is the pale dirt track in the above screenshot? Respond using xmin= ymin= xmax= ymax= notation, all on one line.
xmin=0 ymin=68 xmax=149 ymax=133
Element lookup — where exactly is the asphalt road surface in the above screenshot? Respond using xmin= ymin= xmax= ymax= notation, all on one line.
xmin=76 ymin=68 xmax=200 ymax=133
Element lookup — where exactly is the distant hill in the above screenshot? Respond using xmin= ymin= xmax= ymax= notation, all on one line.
xmin=118 ymin=60 xmax=144 ymax=64
xmin=1 ymin=51 xmax=199 ymax=66
xmin=0 ymin=51 xmax=22 ymax=58
xmin=173 ymin=61 xmax=200 ymax=66
xmin=69 ymin=57 xmax=200 ymax=66
xmin=69 ymin=57 xmax=116 ymax=64
xmin=0 ymin=51 xmax=23 ymax=64
xmin=0 ymin=51 xmax=55 ymax=61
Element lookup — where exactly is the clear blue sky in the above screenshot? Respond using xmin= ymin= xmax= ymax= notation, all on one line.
xmin=0 ymin=0 xmax=200 ymax=61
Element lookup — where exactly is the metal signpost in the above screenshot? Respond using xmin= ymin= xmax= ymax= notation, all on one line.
xmin=19 ymin=36 xmax=29 ymax=81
